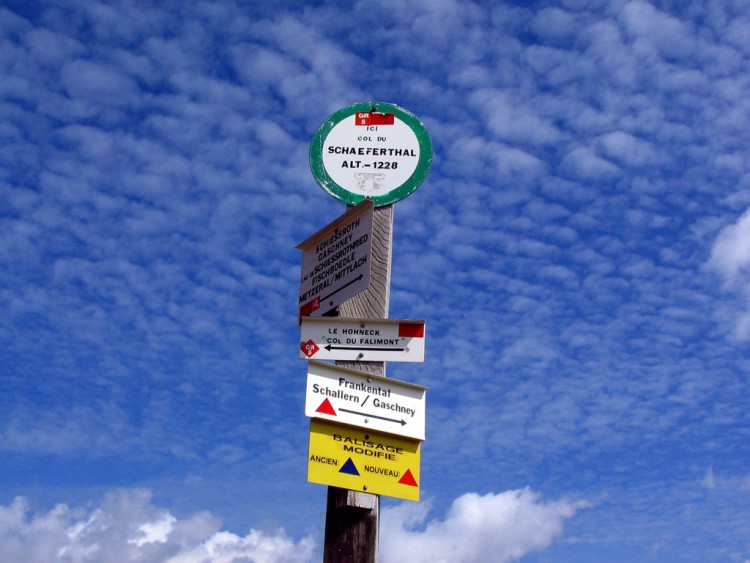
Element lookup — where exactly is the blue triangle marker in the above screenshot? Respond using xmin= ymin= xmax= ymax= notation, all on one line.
xmin=339 ymin=457 xmax=360 ymax=476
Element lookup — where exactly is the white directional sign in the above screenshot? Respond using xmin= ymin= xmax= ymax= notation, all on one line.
xmin=305 ymin=361 xmax=426 ymax=441
xmin=297 ymin=200 xmax=374 ymax=318
xmin=300 ymin=317 xmax=425 ymax=362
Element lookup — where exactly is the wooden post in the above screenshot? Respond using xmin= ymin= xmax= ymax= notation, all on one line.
xmin=323 ymin=204 xmax=394 ymax=563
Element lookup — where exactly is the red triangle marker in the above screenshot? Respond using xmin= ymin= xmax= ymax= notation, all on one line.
xmin=316 ymin=398 xmax=337 ymax=416
xmin=398 ymin=469 xmax=418 ymax=487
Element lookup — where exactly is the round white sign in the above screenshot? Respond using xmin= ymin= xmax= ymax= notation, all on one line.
xmin=310 ymin=103 xmax=432 ymax=207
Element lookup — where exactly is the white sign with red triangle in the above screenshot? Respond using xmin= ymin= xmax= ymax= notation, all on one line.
xmin=305 ymin=360 xmax=427 ymax=441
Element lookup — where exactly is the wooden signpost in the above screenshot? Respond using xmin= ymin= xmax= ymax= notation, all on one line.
xmin=298 ymin=102 xmax=432 ymax=563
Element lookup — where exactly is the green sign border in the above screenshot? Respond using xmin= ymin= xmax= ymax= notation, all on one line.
xmin=310 ymin=102 xmax=433 ymax=207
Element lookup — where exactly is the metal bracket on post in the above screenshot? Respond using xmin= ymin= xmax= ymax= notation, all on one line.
xmin=333 ymin=489 xmax=378 ymax=511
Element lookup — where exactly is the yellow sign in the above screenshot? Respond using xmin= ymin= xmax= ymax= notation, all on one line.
xmin=307 ymin=419 xmax=421 ymax=501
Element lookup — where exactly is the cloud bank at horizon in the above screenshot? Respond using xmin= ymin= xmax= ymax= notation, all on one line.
xmin=0 ymin=487 xmax=583 ymax=563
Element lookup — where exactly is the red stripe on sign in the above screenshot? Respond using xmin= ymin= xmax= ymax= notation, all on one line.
xmin=299 ymin=297 xmax=320 ymax=317
xmin=371 ymin=112 xmax=394 ymax=125
xmin=399 ymin=323 xmax=424 ymax=338
xmin=354 ymin=112 xmax=395 ymax=126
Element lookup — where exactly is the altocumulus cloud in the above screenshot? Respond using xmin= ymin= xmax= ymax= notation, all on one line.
xmin=380 ymin=488 xmax=586 ymax=563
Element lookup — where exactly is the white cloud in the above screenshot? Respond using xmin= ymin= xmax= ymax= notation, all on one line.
xmin=619 ymin=0 xmax=695 ymax=62
xmin=702 ymin=466 xmax=716 ymax=491
xmin=60 ymin=59 xmax=140 ymax=104
xmin=529 ymin=7 xmax=578 ymax=45
xmin=0 ymin=487 xmax=587 ymax=563
xmin=560 ymin=146 xmax=620 ymax=180
xmin=470 ymin=89 xmax=564 ymax=146
xmin=128 ymin=511 xmax=177 ymax=547
xmin=597 ymin=130 xmax=657 ymax=167
xmin=380 ymin=489 xmax=585 ymax=563
xmin=708 ymin=208 xmax=750 ymax=287
xmin=707 ymin=208 xmax=750 ymax=339
xmin=0 ymin=489 xmax=315 ymax=563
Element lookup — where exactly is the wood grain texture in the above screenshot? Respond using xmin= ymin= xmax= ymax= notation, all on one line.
xmin=336 ymin=204 xmax=393 ymax=376
xmin=324 ymin=204 xmax=393 ymax=563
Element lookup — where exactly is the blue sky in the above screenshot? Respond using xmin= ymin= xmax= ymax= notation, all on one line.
xmin=2 ymin=0 xmax=750 ymax=561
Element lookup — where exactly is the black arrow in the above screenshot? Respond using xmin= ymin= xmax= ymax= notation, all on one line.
xmin=325 ymin=344 xmax=406 ymax=352
xmin=321 ymin=274 xmax=364 ymax=303
xmin=339 ymin=407 xmax=406 ymax=426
